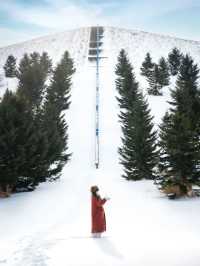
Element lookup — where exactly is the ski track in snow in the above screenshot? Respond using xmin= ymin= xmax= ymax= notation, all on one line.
xmin=0 ymin=27 xmax=200 ymax=265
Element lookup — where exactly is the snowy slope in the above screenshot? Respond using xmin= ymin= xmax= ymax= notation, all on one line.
xmin=103 ymin=27 xmax=200 ymax=127
xmin=0 ymin=27 xmax=200 ymax=266
xmin=1 ymin=26 xmax=200 ymax=123
xmin=0 ymin=28 xmax=90 ymax=70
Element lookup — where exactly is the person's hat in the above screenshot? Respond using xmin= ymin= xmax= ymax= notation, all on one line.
xmin=90 ymin=185 xmax=99 ymax=193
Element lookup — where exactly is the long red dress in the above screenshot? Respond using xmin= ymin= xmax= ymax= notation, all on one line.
xmin=91 ymin=195 xmax=107 ymax=233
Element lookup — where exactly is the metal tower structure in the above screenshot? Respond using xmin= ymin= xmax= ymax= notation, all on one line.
xmin=95 ymin=27 xmax=100 ymax=169
xmin=88 ymin=26 xmax=105 ymax=169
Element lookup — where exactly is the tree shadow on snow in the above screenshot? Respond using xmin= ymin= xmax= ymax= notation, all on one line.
xmin=93 ymin=238 xmax=124 ymax=260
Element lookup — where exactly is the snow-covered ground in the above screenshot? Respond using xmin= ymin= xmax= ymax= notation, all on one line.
xmin=0 ymin=27 xmax=200 ymax=266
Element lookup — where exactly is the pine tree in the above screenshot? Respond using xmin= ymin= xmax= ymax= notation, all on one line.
xmin=159 ymin=54 xmax=200 ymax=190
xmin=116 ymin=50 xmax=140 ymax=180
xmin=4 ymin=55 xmax=17 ymax=77
xmin=116 ymin=49 xmax=157 ymax=180
xmin=16 ymin=52 xmax=51 ymax=113
xmin=121 ymin=93 xmax=158 ymax=180
xmin=147 ymin=64 xmax=162 ymax=95
xmin=0 ymin=51 xmax=75 ymax=192
xmin=158 ymin=57 xmax=170 ymax=87
xmin=40 ymin=52 xmax=53 ymax=76
xmin=42 ymin=51 xmax=75 ymax=178
xmin=15 ymin=52 xmax=52 ymax=186
xmin=168 ymin=47 xmax=183 ymax=76
xmin=0 ymin=89 xmax=41 ymax=192
xmin=0 ymin=90 xmax=19 ymax=191
xmin=140 ymin=52 xmax=154 ymax=78
xmin=115 ymin=49 xmax=137 ymax=110
xmin=46 ymin=51 xmax=75 ymax=113
xmin=169 ymin=54 xmax=200 ymax=127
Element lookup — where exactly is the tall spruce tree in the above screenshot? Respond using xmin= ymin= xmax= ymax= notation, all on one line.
xmin=45 ymin=51 xmax=75 ymax=113
xmin=168 ymin=47 xmax=183 ymax=76
xmin=0 ymin=51 xmax=75 ymax=193
xmin=158 ymin=57 xmax=170 ymax=87
xmin=147 ymin=64 xmax=163 ymax=95
xmin=140 ymin=52 xmax=154 ymax=78
xmin=159 ymin=54 xmax=200 ymax=187
xmin=15 ymin=52 xmax=52 ymax=186
xmin=0 ymin=89 xmax=42 ymax=192
xmin=16 ymin=52 xmax=52 ymax=113
xmin=40 ymin=52 xmax=53 ymax=76
xmin=115 ymin=49 xmax=137 ymax=110
xmin=116 ymin=49 xmax=157 ymax=180
xmin=0 ymin=90 xmax=21 ymax=191
xmin=42 ymin=51 xmax=75 ymax=178
xmin=169 ymin=54 xmax=200 ymax=128
xmin=4 ymin=55 xmax=17 ymax=78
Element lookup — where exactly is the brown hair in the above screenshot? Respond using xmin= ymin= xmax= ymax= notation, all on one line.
xmin=90 ymin=185 xmax=99 ymax=193
xmin=90 ymin=186 xmax=100 ymax=198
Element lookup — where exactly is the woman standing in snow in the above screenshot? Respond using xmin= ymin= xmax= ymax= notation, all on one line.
xmin=90 ymin=186 xmax=109 ymax=238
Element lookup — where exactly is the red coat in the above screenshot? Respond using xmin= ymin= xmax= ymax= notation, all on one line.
xmin=91 ymin=195 xmax=107 ymax=233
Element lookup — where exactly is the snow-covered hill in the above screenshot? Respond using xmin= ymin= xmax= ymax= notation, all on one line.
xmin=0 ymin=27 xmax=200 ymax=266
xmin=1 ymin=26 xmax=200 ymax=123
xmin=1 ymin=26 xmax=200 ymax=69
xmin=0 ymin=28 xmax=90 ymax=70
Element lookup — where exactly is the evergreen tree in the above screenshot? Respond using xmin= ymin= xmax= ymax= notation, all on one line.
xmin=0 ymin=50 xmax=75 ymax=193
xmin=0 ymin=90 xmax=42 ymax=191
xmin=158 ymin=57 xmax=170 ymax=86
xmin=16 ymin=52 xmax=51 ymax=113
xmin=42 ymin=51 xmax=75 ymax=178
xmin=40 ymin=52 xmax=53 ymax=76
xmin=115 ymin=49 xmax=137 ymax=110
xmin=0 ymin=90 xmax=20 ymax=190
xmin=116 ymin=49 xmax=157 ymax=180
xmin=168 ymin=47 xmax=183 ymax=76
xmin=147 ymin=64 xmax=162 ymax=95
xmin=46 ymin=51 xmax=75 ymax=113
xmin=4 ymin=55 xmax=17 ymax=77
xmin=140 ymin=52 xmax=154 ymax=78
xmin=169 ymin=54 xmax=200 ymax=127
xmin=14 ymin=52 xmax=52 ymax=185
xmin=159 ymin=54 xmax=200 ymax=189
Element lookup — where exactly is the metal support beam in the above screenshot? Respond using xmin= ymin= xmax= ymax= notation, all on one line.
xmin=88 ymin=26 xmax=105 ymax=169
xmin=95 ymin=27 xmax=100 ymax=169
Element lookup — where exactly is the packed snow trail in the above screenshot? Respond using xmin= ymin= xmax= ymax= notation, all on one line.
xmin=0 ymin=27 xmax=200 ymax=265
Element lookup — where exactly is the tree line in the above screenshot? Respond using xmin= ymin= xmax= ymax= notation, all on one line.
xmin=0 ymin=51 xmax=75 ymax=196
xmin=116 ymin=48 xmax=200 ymax=198
xmin=141 ymin=48 xmax=183 ymax=95
xmin=1 ymin=47 xmax=200 ymax=199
